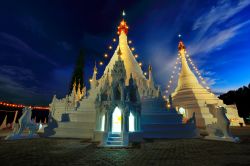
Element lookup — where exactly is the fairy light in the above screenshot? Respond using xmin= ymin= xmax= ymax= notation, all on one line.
xmin=131 ymin=47 xmax=135 ymax=51
xmin=109 ymin=46 xmax=112 ymax=50
xmin=0 ymin=101 xmax=48 ymax=110
xmin=185 ymin=51 xmax=211 ymax=90
xmin=164 ymin=55 xmax=182 ymax=96
xmin=99 ymin=61 xmax=103 ymax=66
xmin=113 ymin=38 xmax=116 ymax=42
xmin=128 ymin=40 xmax=132 ymax=44
xmin=134 ymin=54 xmax=138 ymax=58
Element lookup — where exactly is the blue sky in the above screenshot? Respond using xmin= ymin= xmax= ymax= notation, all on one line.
xmin=0 ymin=0 xmax=249 ymax=105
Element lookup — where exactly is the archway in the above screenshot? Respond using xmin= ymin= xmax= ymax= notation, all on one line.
xmin=129 ymin=112 xmax=135 ymax=132
xmin=112 ymin=107 xmax=122 ymax=132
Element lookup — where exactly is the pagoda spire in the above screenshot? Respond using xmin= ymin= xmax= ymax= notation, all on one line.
xmin=117 ymin=11 xmax=129 ymax=36
xmin=91 ymin=62 xmax=98 ymax=89
xmin=72 ymin=78 xmax=77 ymax=94
xmin=92 ymin=62 xmax=97 ymax=80
xmin=102 ymin=11 xmax=146 ymax=85
xmin=77 ymin=79 xmax=82 ymax=100
xmin=148 ymin=64 xmax=154 ymax=88
xmin=174 ymin=40 xmax=204 ymax=92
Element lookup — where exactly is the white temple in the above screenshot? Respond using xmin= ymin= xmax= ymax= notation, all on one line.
xmin=172 ymin=41 xmax=245 ymax=128
xmin=46 ymin=16 xmax=198 ymax=146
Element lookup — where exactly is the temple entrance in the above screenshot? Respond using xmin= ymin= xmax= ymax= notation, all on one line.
xmin=112 ymin=107 xmax=122 ymax=132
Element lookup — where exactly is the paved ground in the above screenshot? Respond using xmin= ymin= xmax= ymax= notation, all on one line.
xmin=0 ymin=137 xmax=250 ymax=166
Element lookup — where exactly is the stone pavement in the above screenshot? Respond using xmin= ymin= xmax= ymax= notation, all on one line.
xmin=0 ymin=137 xmax=250 ymax=166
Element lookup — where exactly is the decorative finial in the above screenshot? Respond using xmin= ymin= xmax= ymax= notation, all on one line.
xmin=117 ymin=11 xmax=129 ymax=35
xmin=178 ymin=40 xmax=186 ymax=51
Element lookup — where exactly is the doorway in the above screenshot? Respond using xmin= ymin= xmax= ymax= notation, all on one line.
xmin=112 ymin=107 xmax=122 ymax=132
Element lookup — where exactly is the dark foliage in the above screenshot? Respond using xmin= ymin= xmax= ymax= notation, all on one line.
xmin=69 ymin=49 xmax=85 ymax=94
xmin=219 ymin=83 xmax=250 ymax=122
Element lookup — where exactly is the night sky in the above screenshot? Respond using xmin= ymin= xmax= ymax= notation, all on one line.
xmin=0 ymin=0 xmax=249 ymax=105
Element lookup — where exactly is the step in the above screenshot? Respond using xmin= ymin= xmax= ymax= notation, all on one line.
xmin=67 ymin=112 xmax=96 ymax=122
xmin=108 ymin=133 xmax=122 ymax=137
xmin=143 ymin=129 xmax=195 ymax=134
xmin=103 ymin=145 xmax=127 ymax=148
xmin=143 ymin=132 xmax=197 ymax=139
xmin=107 ymin=141 xmax=123 ymax=145
xmin=108 ymin=137 xmax=122 ymax=141
xmin=142 ymin=124 xmax=195 ymax=132
xmin=141 ymin=114 xmax=183 ymax=124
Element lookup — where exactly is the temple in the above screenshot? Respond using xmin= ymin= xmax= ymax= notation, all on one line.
xmin=46 ymin=14 xmax=197 ymax=146
xmin=172 ymin=41 xmax=245 ymax=128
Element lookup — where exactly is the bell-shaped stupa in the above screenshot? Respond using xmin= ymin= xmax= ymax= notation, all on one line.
xmin=172 ymin=41 xmax=245 ymax=127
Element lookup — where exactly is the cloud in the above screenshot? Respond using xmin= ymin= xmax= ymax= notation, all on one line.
xmin=190 ymin=20 xmax=250 ymax=55
xmin=186 ymin=0 xmax=250 ymax=90
xmin=0 ymin=65 xmax=35 ymax=81
xmin=190 ymin=0 xmax=250 ymax=55
xmin=0 ymin=65 xmax=55 ymax=105
xmin=193 ymin=0 xmax=250 ymax=32
xmin=0 ymin=32 xmax=58 ymax=66
xmin=0 ymin=67 xmax=45 ymax=105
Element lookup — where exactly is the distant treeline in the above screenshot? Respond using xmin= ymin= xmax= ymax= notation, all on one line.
xmin=219 ymin=83 xmax=250 ymax=123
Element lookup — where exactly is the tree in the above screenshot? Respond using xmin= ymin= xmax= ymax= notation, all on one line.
xmin=69 ymin=49 xmax=85 ymax=94
xmin=219 ymin=83 xmax=250 ymax=123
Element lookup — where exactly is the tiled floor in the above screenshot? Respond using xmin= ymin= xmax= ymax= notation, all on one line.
xmin=1 ymin=137 xmax=250 ymax=166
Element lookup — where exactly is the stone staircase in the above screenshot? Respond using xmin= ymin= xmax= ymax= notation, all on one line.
xmin=45 ymin=111 xmax=96 ymax=139
xmin=105 ymin=133 xmax=124 ymax=147
xmin=141 ymin=110 xmax=198 ymax=139
xmin=51 ymin=122 xmax=95 ymax=138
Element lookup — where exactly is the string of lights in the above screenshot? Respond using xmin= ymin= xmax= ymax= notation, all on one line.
xmin=92 ymin=12 xmax=148 ymax=82
xmin=185 ymin=52 xmax=211 ymax=90
xmin=0 ymin=101 xmax=49 ymax=110
xmin=93 ymin=35 xmax=147 ymax=81
xmin=163 ymin=56 xmax=181 ymax=99
xmin=90 ymin=11 xmax=149 ymax=82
